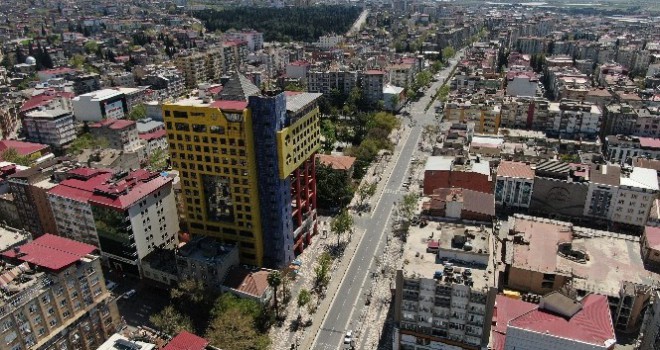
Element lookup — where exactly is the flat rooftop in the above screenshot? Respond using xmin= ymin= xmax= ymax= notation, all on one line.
xmin=0 ymin=225 xmax=31 ymax=252
xmin=97 ymin=333 xmax=155 ymax=350
xmin=403 ymin=221 xmax=497 ymax=292
xmin=507 ymin=215 xmax=660 ymax=297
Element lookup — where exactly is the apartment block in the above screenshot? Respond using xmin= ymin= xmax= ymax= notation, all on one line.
xmin=547 ymin=100 xmax=602 ymax=139
xmin=0 ymin=234 xmax=120 ymax=350
xmin=8 ymin=158 xmax=78 ymax=237
xmin=23 ymin=105 xmax=76 ymax=149
xmin=306 ymin=69 xmax=357 ymax=95
xmin=175 ymin=49 xmax=223 ymax=89
xmin=163 ymin=73 xmax=321 ymax=267
xmin=393 ymin=223 xmax=497 ymax=350
xmin=495 ymin=161 xmax=534 ymax=209
xmin=605 ymin=135 xmax=660 ymax=165
xmin=444 ymin=100 xmax=501 ymax=134
xmin=89 ymin=119 xmax=142 ymax=153
xmin=360 ymin=70 xmax=385 ymax=105
xmin=72 ymin=89 xmax=128 ymax=122
xmin=47 ymin=168 xmax=180 ymax=277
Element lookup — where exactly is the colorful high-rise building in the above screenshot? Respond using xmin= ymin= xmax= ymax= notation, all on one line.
xmin=163 ymin=73 xmax=321 ymax=267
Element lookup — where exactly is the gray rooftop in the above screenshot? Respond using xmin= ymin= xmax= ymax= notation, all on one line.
xmin=217 ymin=72 xmax=260 ymax=101
xmin=286 ymin=92 xmax=323 ymax=113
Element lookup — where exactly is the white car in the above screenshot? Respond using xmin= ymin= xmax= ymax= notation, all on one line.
xmin=344 ymin=330 xmax=353 ymax=345
xmin=122 ymin=289 xmax=136 ymax=299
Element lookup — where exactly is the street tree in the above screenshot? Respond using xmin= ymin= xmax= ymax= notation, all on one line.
xmin=297 ymin=288 xmax=311 ymax=318
xmin=399 ymin=192 xmax=419 ymax=223
xmin=442 ymin=46 xmax=456 ymax=62
xmin=267 ymin=271 xmax=282 ymax=319
xmin=331 ymin=209 xmax=354 ymax=245
xmin=357 ymin=182 xmax=377 ymax=207
xmin=313 ymin=252 xmax=332 ymax=292
xmin=148 ymin=148 xmax=168 ymax=171
xmin=316 ymin=163 xmax=353 ymax=210
xmin=149 ymin=305 xmax=194 ymax=335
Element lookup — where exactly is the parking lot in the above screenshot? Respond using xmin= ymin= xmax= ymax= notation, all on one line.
xmin=107 ymin=274 xmax=171 ymax=330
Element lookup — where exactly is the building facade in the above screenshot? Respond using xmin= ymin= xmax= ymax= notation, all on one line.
xmin=163 ymin=73 xmax=320 ymax=267
xmin=495 ymin=161 xmax=534 ymax=209
xmin=0 ymin=234 xmax=121 ymax=350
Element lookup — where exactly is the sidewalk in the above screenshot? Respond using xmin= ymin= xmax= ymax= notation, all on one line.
xmin=299 ymin=122 xmax=413 ymax=349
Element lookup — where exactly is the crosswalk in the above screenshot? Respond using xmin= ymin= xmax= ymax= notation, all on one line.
xmin=383 ymin=188 xmax=406 ymax=195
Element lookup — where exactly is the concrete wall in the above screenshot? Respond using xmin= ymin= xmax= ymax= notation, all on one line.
xmin=506 ymin=267 xmax=568 ymax=295
xmin=529 ymin=177 xmax=588 ymax=218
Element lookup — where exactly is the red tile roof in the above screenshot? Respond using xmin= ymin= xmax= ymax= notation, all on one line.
xmin=1 ymin=234 xmax=96 ymax=271
xmin=316 ymin=154 xmax=356 ymax=171
xmin=224 ymin=267 xmax=270 ymax=298
xmin=0 ymin=140 xmax=49 ymax=157
xmin=89 ymin=119 xmax=135 ymax=130
xmin=491 ymin=295 xmax=537 ymax=350
xmin=48 ymin=168 xmax=171 ymax=210
xmin=639 ymin=137 xmax=660 ymax=149
xmin=139 ymin=129 xmax=167 ymax=142
xmin=508 ymin=294 xmax=616 ymax=347
xmin=209 ymin=100 xmax=248 ymax=111
xmin=163 ymin=331 xmax=209 ymax=350
xmin=497 ymin=161 xmax=534 ymax=179
xmin=20 ymin=91 xmax=75 ymax=112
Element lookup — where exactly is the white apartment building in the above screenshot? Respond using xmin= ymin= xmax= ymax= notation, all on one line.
xmin=315 ymin=34 xmax=343 ymax=49
xmin=72 ymin=89 xmax=127 ymax=122
xmin=307 ymin=69 xmax=358 ymax=95
xmin=549 ymin=100 xmax=602 ymax=138
xmin=23 ymin=105 xmax=76 ymax=148
xmin=495 ymin=161 xmax=535 ymax=209
xmin=48 ymin=168 xmax=180 ymax=277
xmin=605 ymin=135 xmax=660 ymax=165
xmin=395 ymin=272 xmax=496 ymax=350
xmin=611 ymin=167 xmax=659 ymax=226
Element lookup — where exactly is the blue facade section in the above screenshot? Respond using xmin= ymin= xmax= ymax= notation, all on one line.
xmin=249 ymin=93 xmax=294 ymax=268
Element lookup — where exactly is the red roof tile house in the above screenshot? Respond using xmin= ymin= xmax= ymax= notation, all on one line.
xmin=222 ymin=267 xmax=273 ymax=305
xmin=163 ymin=331 xmax=209 ymax=350
xmin=316 ymin=154 xmax=357 ymax=178
xmin=0 ymin=234 xmax=121 ymax=349
xmin=503 ymin=292 xmax=616 ymax=350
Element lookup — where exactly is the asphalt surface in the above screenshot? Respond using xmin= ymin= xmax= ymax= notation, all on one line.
xmin=311 ymin=55 xmax=462 ymax=350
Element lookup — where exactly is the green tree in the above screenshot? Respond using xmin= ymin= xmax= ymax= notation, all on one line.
xmin=69 ymin=54 xmax=85 ymax=68
xmin=68 ymin=133 xmax=108 ymax=155
xmin=399 ymin=193 xmax=419 ymax=223
xmin=331 ymin=209 xmax=354 ymax=245
xmin=320 ymin=119 xmax=337 ymax=154
xmin=316 ymin=163 xmax=354 ymax=210
xmin=431 ymin=60 xmax=443 ymax=73
xmin=313 ymin=252 xmax=332 ymax=292
xmin=205 ymin=308 xmax=270 ymax=350
xmin=84 ymin=40 xmax=99 ymax=54
xmin=0 ymin=148 xmax=32 ymax=166
xmin=267 ymin=271 xmax=282 ymax=319
xmin=148 ymin=148 xmax=168 ymax=170
xmin=442 ymin=46 xmax=455 ymax=62
xmin=127 ymin=104 xmax=146 ymax=121
xmin=149 ymin=305 xmax=194 ymax=335
xmin=297 ymin=288 xmax=311 ymax=318
xmin=357 ymin=182 xmax=377 ymax=206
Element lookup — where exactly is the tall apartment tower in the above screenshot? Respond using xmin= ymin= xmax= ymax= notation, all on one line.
xmin=163 ymin=73 xmax=320 ymax=267
xmin=0 ymin=234 xmax=121 ymax=350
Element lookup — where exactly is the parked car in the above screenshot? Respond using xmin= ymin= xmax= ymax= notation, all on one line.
xmin=344 ymin=330 xmax=353 ymax=347
xmin=123 ymin=289 xmax=136 ymax=299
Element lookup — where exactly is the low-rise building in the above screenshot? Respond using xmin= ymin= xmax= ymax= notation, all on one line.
xmin=424 ymin=156 xmax=493 ymax=195
xmin=422 ymin=188 xmax=495 ymax=222
xmin=495 ymin=161 xmax=534 ymax=209
xmin=176 ymin=236 xmax=239 ymax=289
xmin=89 ymin=119 xmax=142 ymax=153
xmin=503 ymin=292 xmax=616 ymax=350
xmin=222 ymin=267 xmax=273 ymax=305
xmin=605 ymin=135 xmax=660 ymax=165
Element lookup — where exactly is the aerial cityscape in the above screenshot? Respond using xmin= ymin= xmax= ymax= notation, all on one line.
xmin=0 ymin=0 xmax=659 ymax=350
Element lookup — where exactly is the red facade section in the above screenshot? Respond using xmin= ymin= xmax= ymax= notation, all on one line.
xmin=291 ymin=155 xmax=318 ymax=255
